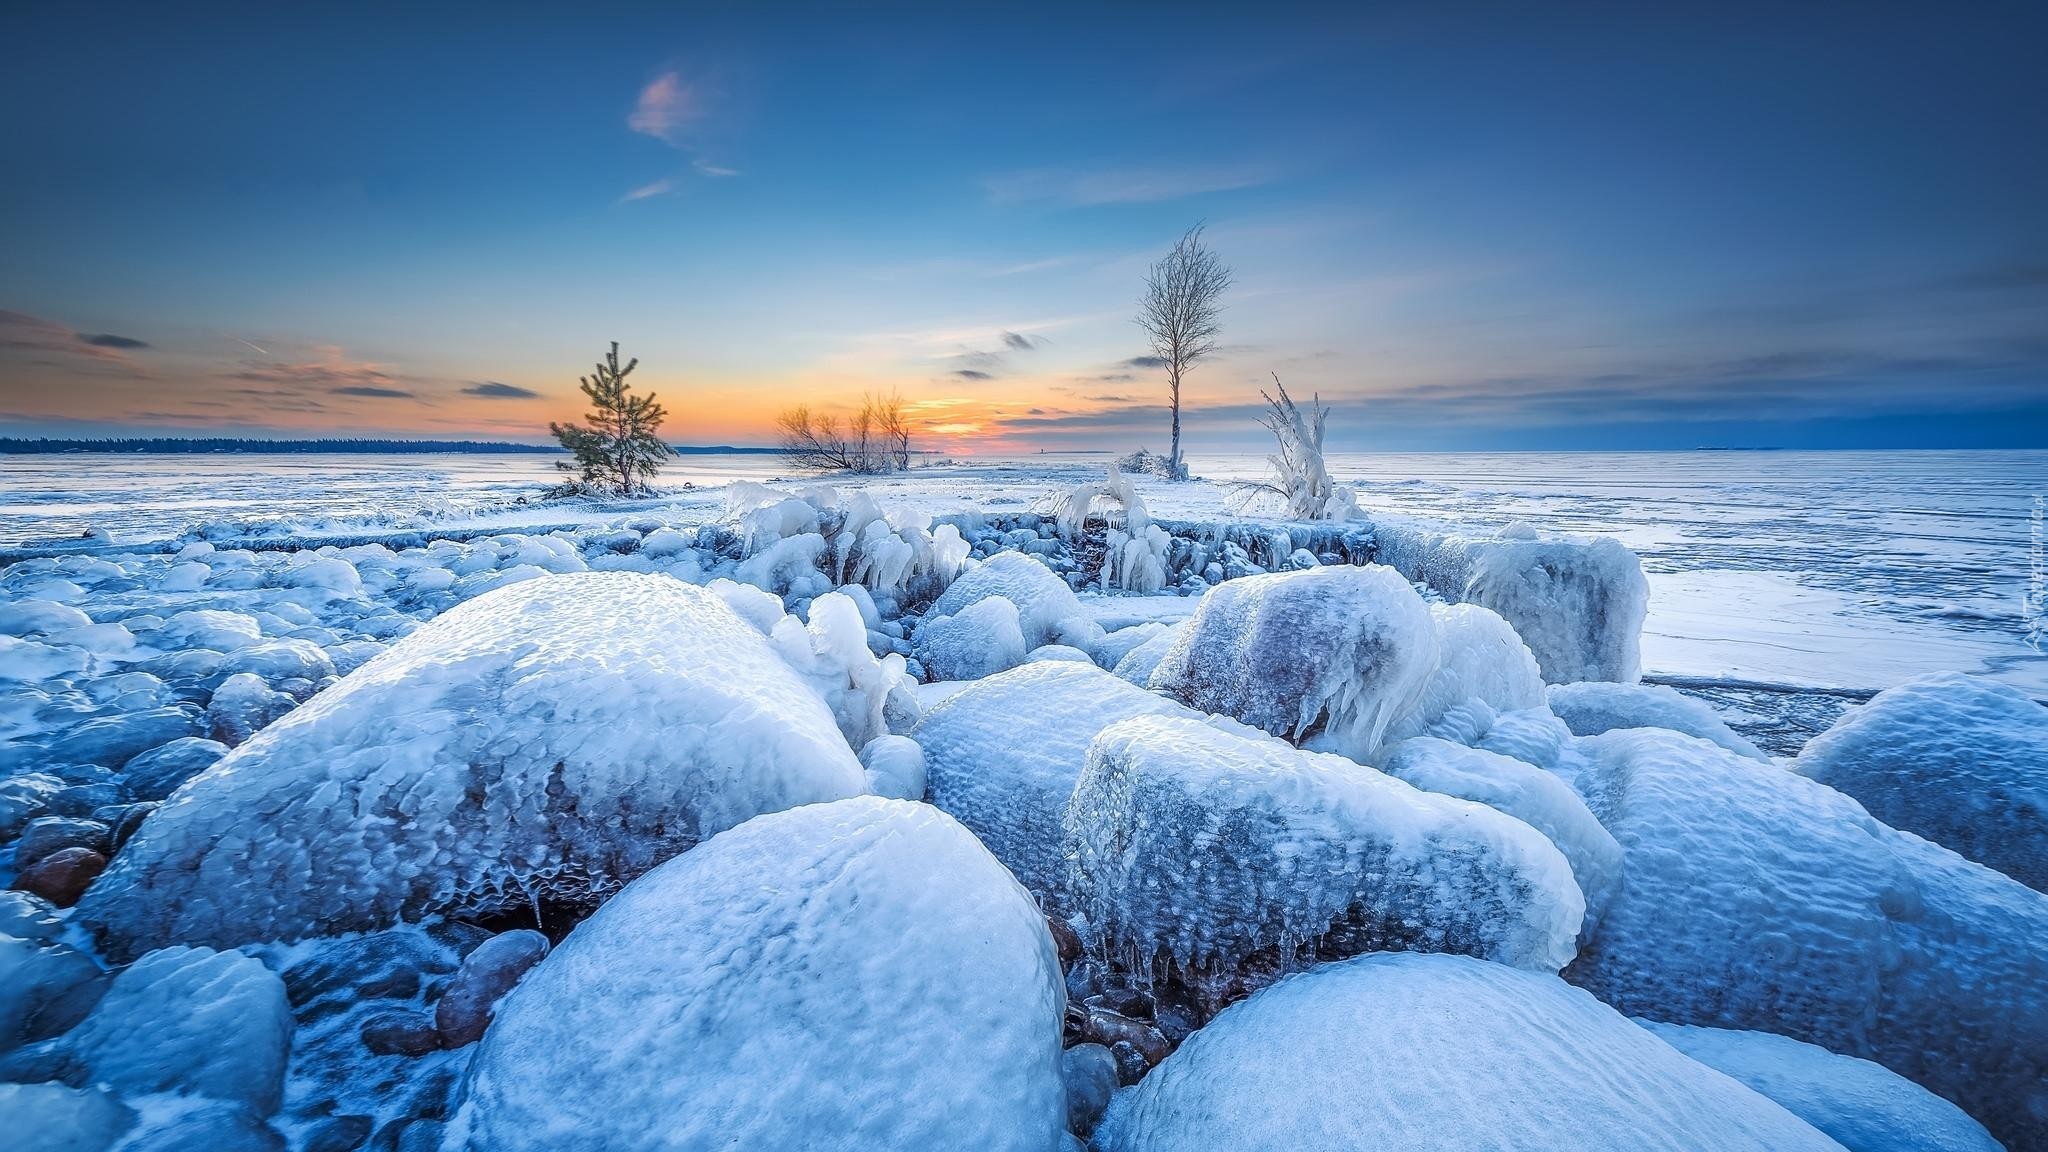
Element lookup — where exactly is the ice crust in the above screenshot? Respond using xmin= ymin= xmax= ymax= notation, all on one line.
xmin=1548 ymin=680 xmax=1766 ymax=760
xmin=1067 ymin=717 xmax=1584 ymax=1009
xmin=453 ymin=797 xmax=1067 ymax=1152
xmin=1564 ymin=727 xmax=2048 ymax=1151
xmin=1795 ymin=671 xmax=2048 ymax=891
xmin=1094 ymin=952 xmax=1844 ymax=1152
xmin=78 ymin=572 xmax=866 ymax=957
xmin=913 ymin=662 xmax=1195 ymax=907
xmin=1373 ymin=521 xmax=1649 ymax=683
xmin=1640 ymin=1022 xmax=2003 ymax=1152
xmin=923 ymin=551 xmax=1101 ymax=651
xmin=1149 ymin=565 xmax=1439 ymax=762
xmin=1379 ymin=602 xmax=1547 ymax=747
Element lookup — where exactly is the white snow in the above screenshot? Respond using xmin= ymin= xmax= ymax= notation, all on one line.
xmin=1640 ymin=1022 xmax=2002 ymax=1152
xmin=1067 ymin=716 xmax=1584 ymax=1008
xmin=1379 ymin=735 xmax=1623 ymax=928
xmin=79 ymin=572 xmax=867 ymax=958
xmin=1094 ymin=952 xmax=1844 ymax=1152
xmin=1548 ymin=680 xmax=1766 ymax=760
xmin=1795 ymin=671 xmax=2048 ymax=892
xmin=913 ymin=661 xmax=1196 ymax=908
xmin=1563 ymin=726 xmax=2048 ymax=1150
xmin=452 ymin=797 xmax=1067 ymax=1152
xmin=1149 ymin=565 xmax=1439 ymax=762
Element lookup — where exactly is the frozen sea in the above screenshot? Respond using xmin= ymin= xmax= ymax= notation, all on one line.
xmin=4 ymin=448 xmax=2043 ymax=703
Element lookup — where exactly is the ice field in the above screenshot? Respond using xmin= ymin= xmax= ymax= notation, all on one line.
xmin=2 ymin=448 xmax=2045 ymax=1151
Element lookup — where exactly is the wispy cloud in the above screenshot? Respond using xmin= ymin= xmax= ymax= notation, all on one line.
xmin=622 ymin=178 xmax=675 ymax=202
xmin=79 ymin=332 xmax=149 ymax=349
xmin=628 ymin=71 xmax=703 ymax=145
xmin=985 ymin=164 xmax=1280 ymax=206
xmin=331 ymin=385 xmax=414 ymax=398
xmin=1001 ymin=330 xmax=1046 ymax=352
xmin=692 ymin=159 xmax=738 ymax=177
xmin=952 ymin=369 xmax=993 ymax=380
xmin=0 ymin=311 xmax=144 ymax=366
xmin=463 ymin=381 xmax=541 ymax=399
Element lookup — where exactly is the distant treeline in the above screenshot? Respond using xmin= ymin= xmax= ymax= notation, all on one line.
xmin=0 ymin=438 xmax=781 ymax=455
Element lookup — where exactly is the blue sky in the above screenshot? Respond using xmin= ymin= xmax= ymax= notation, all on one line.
xmin=2 ymin=3 xmax=2043 ymax=449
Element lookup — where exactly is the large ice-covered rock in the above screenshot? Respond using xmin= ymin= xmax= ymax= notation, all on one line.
xmin=452 ymin=797 xmax=1066 ymax=1152
xmin=1549 ymin=680 xmax=1765 ymax=760
xmin=1149 ymin=566 xmax=1438 ymax=762
xmin=914 ymin=662 xmax=1193 ymax=907
xmin=0 ymin=1083 xmax=135 ymax=1152
xmin=1379 ymin=602 xmax=1547 ymax=747
xmin=1640 ymin=1022 xmax=2002 ymax=1152
xmin=914 ymin=595 xmax=1028 ymax=682
xmin=1564 ymin=727 xmax=2048 ymax=1151
xmin=79 ymin=573 xmax=867 ymax=958
xmin=1094 ymin=952 xmax=1843 ymax=1152
xmin=1380 ymin=735 xmax=1623 ymax=927
xmin=922 ymin=551 xmax=1099 ymax=651
xmin=1373 ymin=521 xmax=1648 ymax=683
xmin=1068 ymin=717 xmax=1583 ymax=1011
xmin=1796 ymin=671 xmax=2048 ymax=892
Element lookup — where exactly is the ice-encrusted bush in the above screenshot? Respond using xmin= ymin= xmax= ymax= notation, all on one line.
xmin=724 ymin=483 xmax=967 ymax=609
xmin=1149 ymin=565 xmax=1439 ymax=762
xmin=452 ymin=798 xmax=1067 ymax=1152
xmin=1563 ymin=727 xmax=2048 ymax=1151
xmin=1549 ymin=680 xmax=1765 ymax=761
xmin=1379 ymin=735 xmax=1623 ymax=928
xmin=1373 ymin=520 xmax=1648 ymax=684
xmin=1067 ymin=717 xmax=1584 ymax=1012
xmin=1795 ymin=671 xmax=2048 ymax=892
xmin=1095 ymin=952 xmax=1843 ymax=1152
xmin=1231 ymin=374 xmax=1358 ymax=522
xmin=1054 ymin=465 xmax=1171 ymax=593
xmin=79 ymin=573 xmax=867 ymax=958
xmin=1640 ymin=1022 xmax=2003 ymax=1152
xmin=913 ymin=662 xmax=1196 ymax=908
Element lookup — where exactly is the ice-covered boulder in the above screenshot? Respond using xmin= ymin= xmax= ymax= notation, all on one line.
xmin=78 ymin=573 xmax=867 ymax=959
xmin=1379 ymin=735 xmax=1623 ymax=927
xmin=924 ymin=551 xmax=1100 ymax=651
xmin=1640 ymin=1022 xmax=2002 ymax=1152
xmin=1379 ymin=602 xmax=1547 ymax=747
xmin=1068 ymin=717 xmax=1583 ymax=1011
xmin=1110 ymin=623 xmax=1182 ymax=687
xmin=1549 ymin=680 xmax=1765 ymax=760
xmin=1373 ymin=521 xmax=1648 ymax=683
xmin=915 ymin=595 xmax=1028 ymax=681
xmin=1564 ymin=727 xmax=2048 ymax=1151
xmin=858 ymin=734 xmax=926 ymax=800
xmin=1149 ymin=566 xmax=1438 ymax=762
xmin=1795 ymin=671 xmax=2048 ymax=892
xmin=28 ymin=945 xmax=292 ymax=1116
xmin=452 ymin=797 xmax=1066 ymax=1152
xmin=0 ymin=1083 xmax=135 ymax=1152
xmin=1094 ymin=952 xmax=1843 ymax=1152
xmin=914 ymin=662 xmax=1195 ymax=908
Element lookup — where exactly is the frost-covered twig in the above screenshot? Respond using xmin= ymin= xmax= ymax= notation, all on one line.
xmin=1237 ymin=373 xmax=1358 ymax=522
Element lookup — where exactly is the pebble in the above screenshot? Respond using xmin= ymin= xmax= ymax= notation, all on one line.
xmin=1061 ymin=1042 xmax=1119 ymax=1135
xmin=1046 ymin=915 xmax=1082 ymax=970
xmin=360 ymin=1009 xmax=441 ymax=1057
xmin=15 ymin=816 xmax=113 ymax=871
xmin=302 ymin=1114 xmax=374 ymax=1152
xmin=13 ymin=846 xmax=107 ymax=906
xmin=434 ymin=929 xmax=549 ymax=1047
xmin=0 ymin=890 xmax=64 ymax=941
xmin=1109 ymin=1039 xmax=1151 ymax=1086
xmin=1081 ymin=1006 xmax=1170 ymax=1066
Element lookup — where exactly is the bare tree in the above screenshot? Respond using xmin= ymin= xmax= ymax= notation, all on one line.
xmin=549 ymin=342 xmax=671 ymax=495
xmin=777 ymin=391 xmax=911 ymax=473
xmin=1136 ymin=222 xmax=1232 ymax=480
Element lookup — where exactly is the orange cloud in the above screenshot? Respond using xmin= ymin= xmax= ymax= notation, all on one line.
xmin=628 ymin=71 xmax=703 ymax=145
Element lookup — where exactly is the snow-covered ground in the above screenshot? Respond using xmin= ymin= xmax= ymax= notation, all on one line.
xmin=5 ymin=449 xmax=2045 ymax=1152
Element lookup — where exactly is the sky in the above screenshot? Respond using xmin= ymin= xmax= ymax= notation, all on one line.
xmin=2 ymin=3 xmax=2044 ymax=452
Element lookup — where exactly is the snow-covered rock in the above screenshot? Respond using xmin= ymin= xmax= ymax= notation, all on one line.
xmin=453 ymin=797 xmax=1066 ymax=1152
xmin=1374 ymin=522 xmax=1648 ymax=683
xmin=915 ymin=595 xmax=1028 ymax=682
xmin=858 ymin=734 xmax=926 ymax=800
xmin=924 ymin=551 xmax=1099 ymax=651
xmin=1564 ymin=727 xmax=2048 ymax=1151
xmin=1094 ymin=952 xmax=1843 ymax=1152
xmin=204 ymin=672 xmax=295 ymax=746
xmin=1641 ymin=1022 xmax=2002 ymax=1152
xmin=1379 ymin=735 xmax=1623 ymax=927
xmin=1795 ymin=671 xmax=2048 ymax=892
xmin=78 ymin=573 xmax=867 ymax=959
xmin=1149 ymin=566 xmax=1438 ymax=762
xmin=0 ymin=1082 xmax=134 ymax=1152
xmin=1068 ymin=717 xmax=1584 ymax=1011
xmin=1549 ymin=680 xmax=1765 ymax=760
xmin=1379 ymin=602 xmax=1547 ymax=747
xmin=913 ymin=662 xmax=1195 ymax=908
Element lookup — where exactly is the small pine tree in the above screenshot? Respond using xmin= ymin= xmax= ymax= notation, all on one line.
xmin=549 ymin=342 xmax=672 ymax=495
